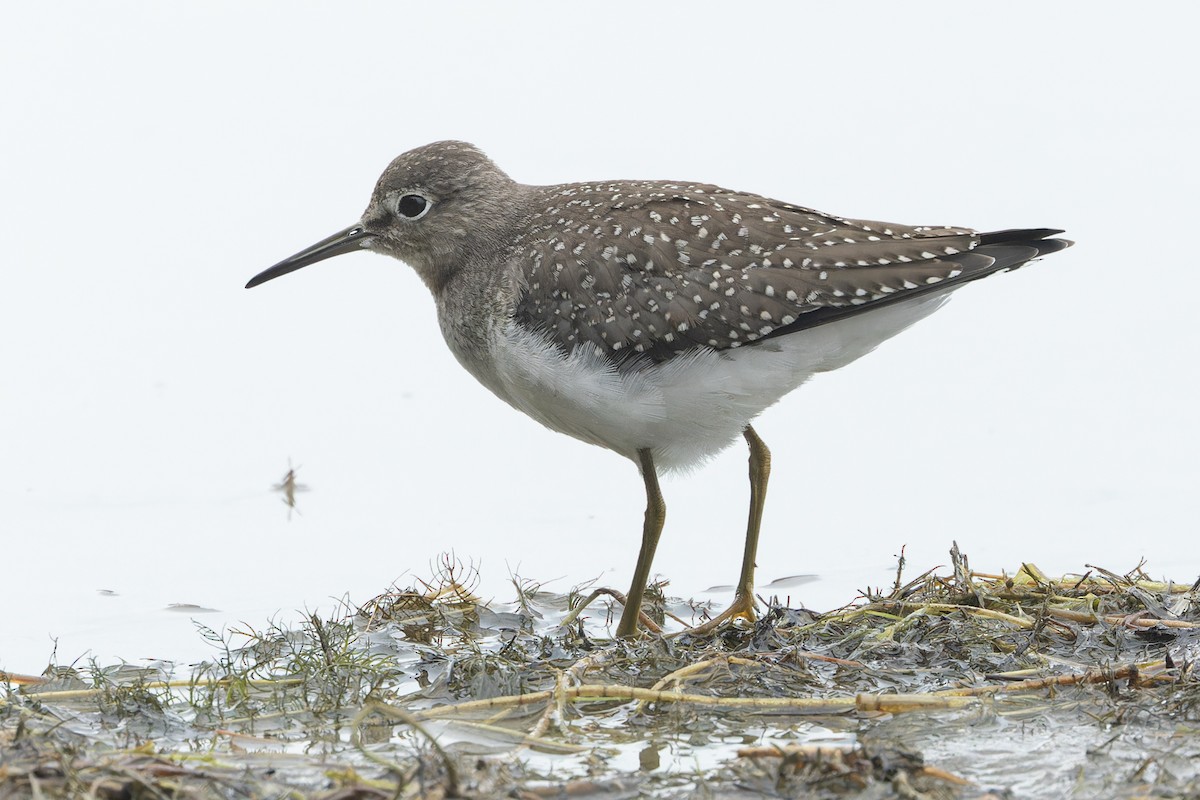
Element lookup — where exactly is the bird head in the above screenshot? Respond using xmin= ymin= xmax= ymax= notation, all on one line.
xmin=246 ymin=140 xmax=521 ymax=293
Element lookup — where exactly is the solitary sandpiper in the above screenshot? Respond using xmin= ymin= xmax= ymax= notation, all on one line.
xmin=247 ymin=141 xmax=1071 ymax=638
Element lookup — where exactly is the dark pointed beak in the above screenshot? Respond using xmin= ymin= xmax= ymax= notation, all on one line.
xmin=245 ymin=224 xmax=375 ymax=288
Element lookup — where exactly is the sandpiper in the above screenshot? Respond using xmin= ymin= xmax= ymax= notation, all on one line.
xmin=247 ymin=141 xmax=1071 ymax=637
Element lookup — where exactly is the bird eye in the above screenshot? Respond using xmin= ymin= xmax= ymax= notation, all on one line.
xmin=397 ymin=194 xmax=429 ymax=219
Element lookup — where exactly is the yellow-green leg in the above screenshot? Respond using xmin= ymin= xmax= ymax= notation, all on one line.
xmin=685 ymin=425 xmax=771 ymax=635
xmin=615 ymin=448 xmax=666 ymax=638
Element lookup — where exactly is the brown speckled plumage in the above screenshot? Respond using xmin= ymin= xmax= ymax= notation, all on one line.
xmin=512 ymin=181 xmax=1066 ymax=362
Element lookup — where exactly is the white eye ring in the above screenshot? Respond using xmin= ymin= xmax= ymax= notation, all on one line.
xmin=396 ymin=193 xmax=431 ymax=220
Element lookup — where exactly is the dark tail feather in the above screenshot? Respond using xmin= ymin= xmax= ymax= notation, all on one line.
xmin=979 ymin=228 xmax=1064 ymax=246
xmin=967 ymin=229 xmax=1073 ymax=274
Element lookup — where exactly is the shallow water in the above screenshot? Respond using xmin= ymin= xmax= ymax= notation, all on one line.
xmin=5 ymin=564 xmax=1198 ymax=798
xmin=6 ymin=467 xmax=1196 ymax=678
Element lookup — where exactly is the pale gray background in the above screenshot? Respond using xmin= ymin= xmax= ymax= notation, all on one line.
xmin=2 ymin=2 xmax=1197 ymax=672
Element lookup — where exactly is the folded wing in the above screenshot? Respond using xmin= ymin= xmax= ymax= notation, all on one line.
xmin=512 ymin=182 xmax=1070 ymax=362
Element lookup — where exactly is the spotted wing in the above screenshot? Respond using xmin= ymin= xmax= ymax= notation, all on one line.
xmin=512 ymin=181 xmax=1067 ymax=361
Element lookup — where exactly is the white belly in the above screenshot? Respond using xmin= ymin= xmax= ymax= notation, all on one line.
xmin=483 ymin=293 xmax=950 ymax=471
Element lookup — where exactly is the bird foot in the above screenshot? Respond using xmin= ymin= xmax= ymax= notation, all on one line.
xmin=675 ymin=592 xmax=757 ymax=637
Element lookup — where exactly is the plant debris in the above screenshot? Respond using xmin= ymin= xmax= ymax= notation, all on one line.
xmin=2 ymin=548 xmax=1199 ymax=799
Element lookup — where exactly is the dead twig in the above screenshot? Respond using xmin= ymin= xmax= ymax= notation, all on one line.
xmin=557 ymin=587 xmax=672 ymax=633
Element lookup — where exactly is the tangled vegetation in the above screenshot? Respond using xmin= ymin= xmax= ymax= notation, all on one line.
xmin=2 ymin=547 xmax=1198 ymax=799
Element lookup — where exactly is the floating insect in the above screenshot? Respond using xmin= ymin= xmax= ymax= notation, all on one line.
xmin=272 ymin=460 xmax=309 ymax=519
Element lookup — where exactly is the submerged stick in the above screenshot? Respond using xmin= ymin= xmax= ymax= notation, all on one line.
xmin=526 ymin=647 xmax=617 ymax=744
xmin=1047 ymin=608 xmax=1199 ymax=629
xmin=351 ymin=701 xmax=459 ymax=796
xmin=418 ymin=684 xmax=855 ymax=720
xmin=552 ymin=585 xmax=667 ymax=633
xmin=16 ymin=676 xmax=304 ymax=702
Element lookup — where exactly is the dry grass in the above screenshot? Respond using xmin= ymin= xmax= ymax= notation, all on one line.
xmin=2 ymin=547 xmax=1198 ymax=799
